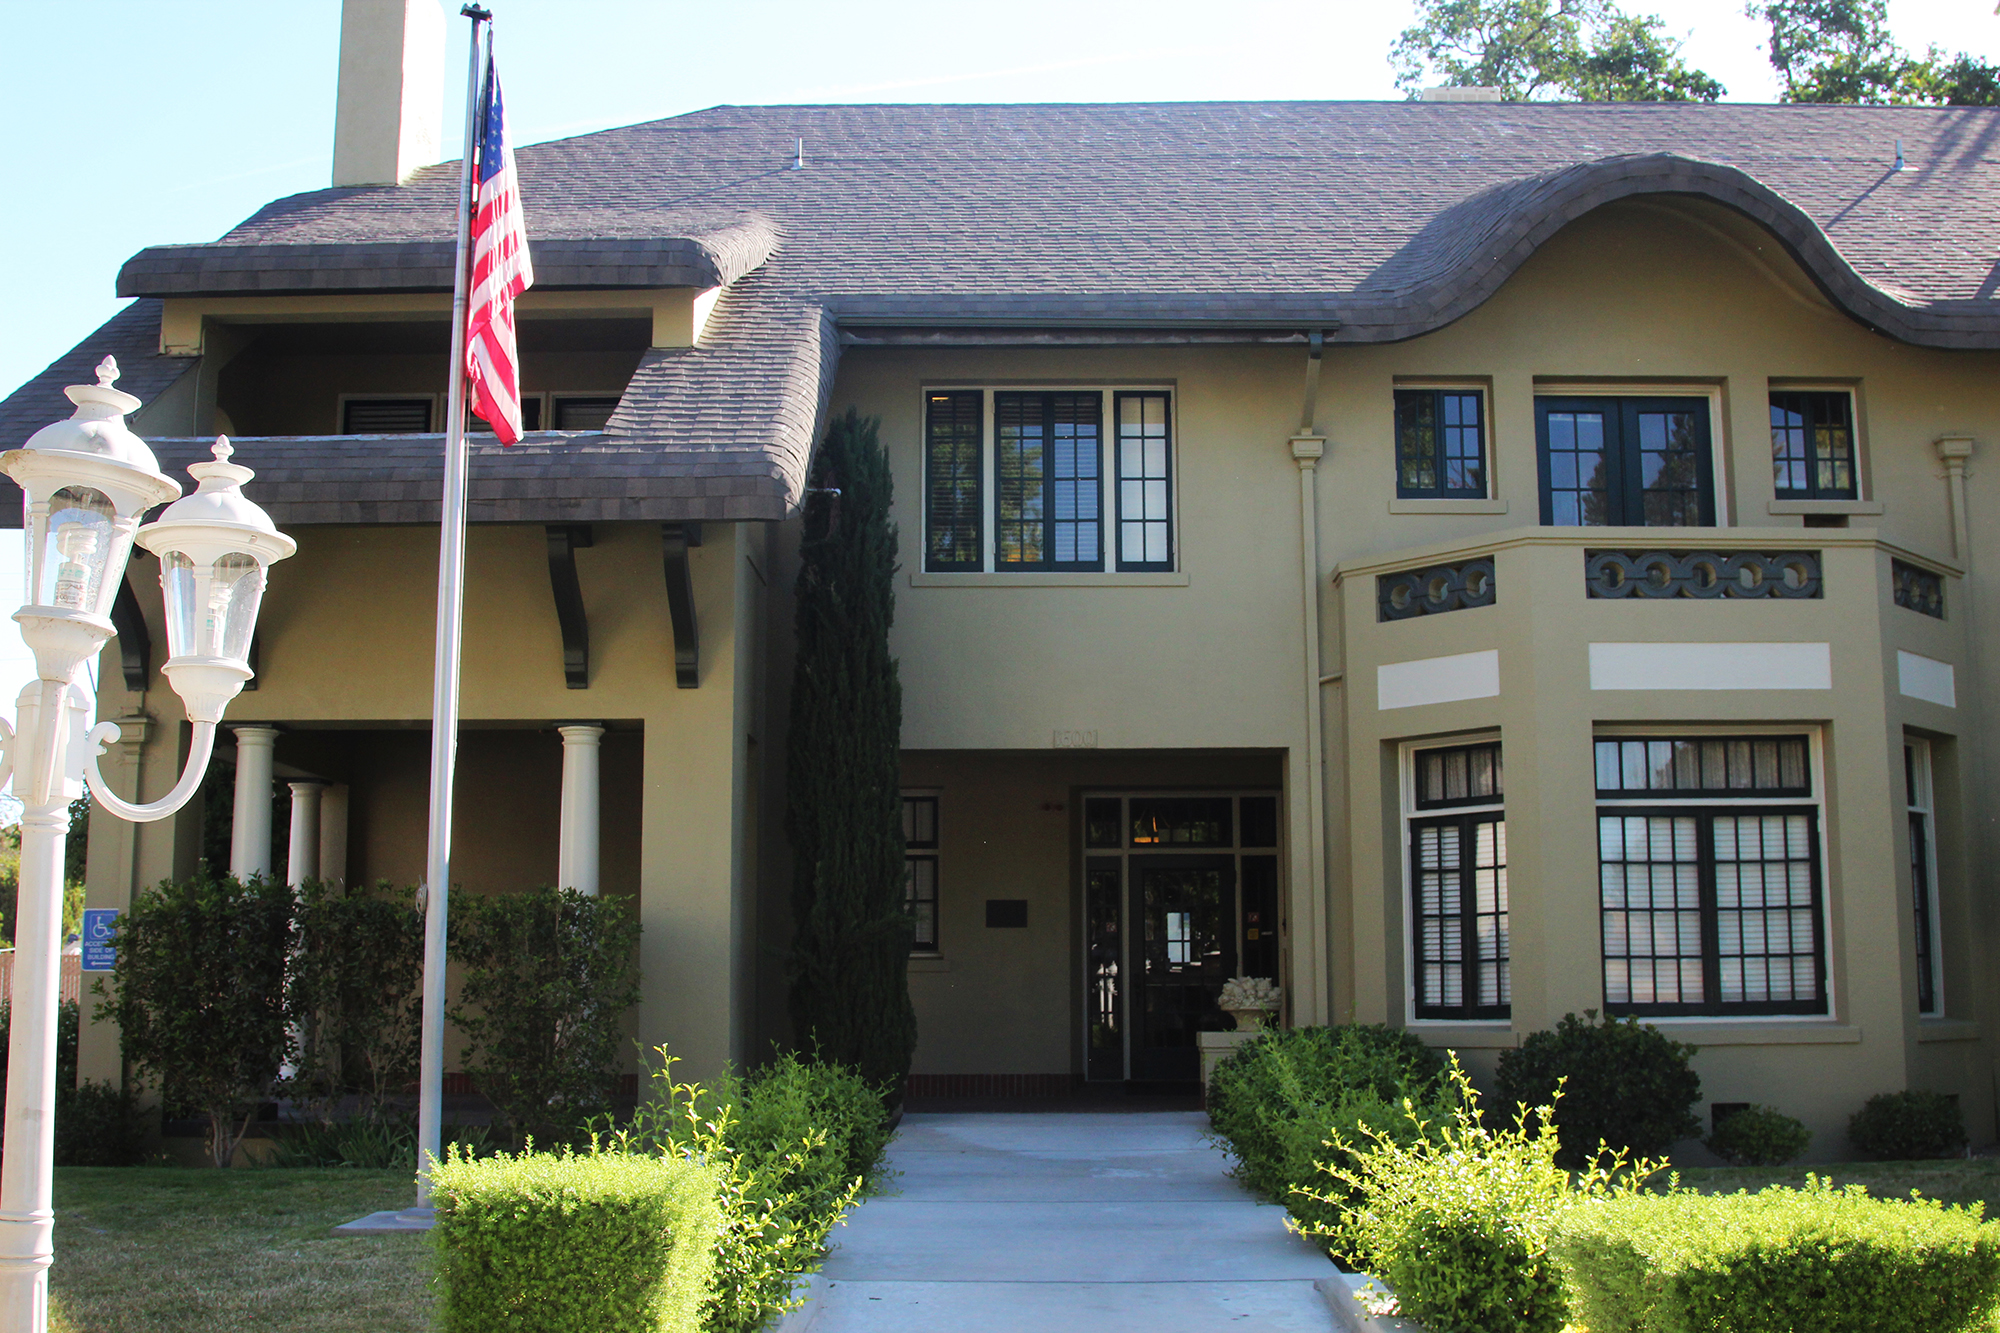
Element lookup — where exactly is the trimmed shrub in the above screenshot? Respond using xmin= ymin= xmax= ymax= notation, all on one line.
xmin=1208 ymin=1024 xmax=1450 ymax=1252
xmin=1553 ymin=1178 xmax=2000 ymax=1333
xmin=56 ymin=1080 xmax=146 ymax=1167
xmin=1849 ymin=1090 xmax=1967 ymax=1160
xmin=94 ymin=873 xmax=294 ymax=1167
xmin=596 ymin=1046 xmax=891 ymax=1333
xmin=431 ymin=1147 xmax=721 ymax=1333
xmin=450 ymin=886 xmax=642 ymax=1149
xmin=287 ymin=879 xmax=421 ymax=1122
xmin=1705 ymin=1104 xmax=1810 ymax=1167
xmin=1308 ymin=1057 xmax=1662 ymax=1333
xmin=1496 ymin=1011 xmax=1700 ymax=1168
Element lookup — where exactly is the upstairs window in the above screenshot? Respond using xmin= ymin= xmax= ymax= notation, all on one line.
xmin=552 ymin=395 xmax=620 ymax=431
xmin=1537 ymin=397 xmax=1715 ymax=527
xmin=923 ymin=389 xmax=1175 ymax=572
xmin=343 ymin=397 xmax=434 ymax=434
xmin=925 ymin=392 xmax=984 ymax=571
xmin=1395 ymin=388 xmax=1488 ymax=499
xmin=1770 ymin=391 xmax=1857 ymax=501
xmin=996 ymin=392 xmax=1103 ymax=569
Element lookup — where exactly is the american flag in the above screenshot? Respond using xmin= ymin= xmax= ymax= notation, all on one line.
xmin=465 ymin=53 xmax=533 ymax=444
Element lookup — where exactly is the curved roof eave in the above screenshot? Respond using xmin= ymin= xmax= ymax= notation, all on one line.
xmin=1328 ymin=152 xmax=1999 ymax=350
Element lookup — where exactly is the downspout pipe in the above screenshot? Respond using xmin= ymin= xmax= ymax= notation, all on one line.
xmin=1289 ymin=329 xmax=1330 ymax=1026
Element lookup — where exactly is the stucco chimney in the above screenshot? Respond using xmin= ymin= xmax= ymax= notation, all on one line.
xmin=332 ymin=0 xmax=447 ymax=187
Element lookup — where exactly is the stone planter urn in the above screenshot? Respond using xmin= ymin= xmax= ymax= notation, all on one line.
xmin=1217 ymin=976 xmax=1281 ymax=1033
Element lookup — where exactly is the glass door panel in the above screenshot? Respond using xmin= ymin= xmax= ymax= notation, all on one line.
xmin=1129 ymin=855 xmax=1236 ymax=1081
xmin=1085 ymin=859 xmax=1124 ymax=1082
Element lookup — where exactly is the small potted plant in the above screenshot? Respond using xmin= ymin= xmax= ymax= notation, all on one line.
xmin=1218 ymin=976 xmax=1280 ymax=1032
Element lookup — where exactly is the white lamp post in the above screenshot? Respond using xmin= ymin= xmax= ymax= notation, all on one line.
xmin=0 ymin=357 xmax=294 ymax=1332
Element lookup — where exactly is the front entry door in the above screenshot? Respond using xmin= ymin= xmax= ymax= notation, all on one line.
xmin=1129 ymin=855 xmax=1237 ymax=1082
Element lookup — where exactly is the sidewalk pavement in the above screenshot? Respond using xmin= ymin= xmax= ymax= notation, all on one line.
xmin=807 ymin=1110 xmax=1341 ymax=1332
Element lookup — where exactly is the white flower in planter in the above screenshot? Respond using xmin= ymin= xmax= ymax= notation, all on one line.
xmin=1218 ymin=976 xmax=1280 ymax=1013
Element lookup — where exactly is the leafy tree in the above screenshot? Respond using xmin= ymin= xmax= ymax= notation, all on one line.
xmin=449 ymin=886 xmax=641 ymax=1149
xmin=1750 ymin=0 xmax=2000 ymax=105
xmin=785 ymin=409 xmax=917 ymax=1097
xmin=95 ymin=873 xmax=295 ymax=1167
xmin=287 ymin=878 xmax=422 ymax=1123
xmin=1393 ymin=0 xmax=1724 ymax=102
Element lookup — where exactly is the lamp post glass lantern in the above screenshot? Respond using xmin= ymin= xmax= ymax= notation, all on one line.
xmin=0 ymin=358 xmax=294 ymax=1333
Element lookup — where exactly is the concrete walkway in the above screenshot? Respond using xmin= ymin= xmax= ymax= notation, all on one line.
xmin=809 ymin=1111 xmax=1340 ymax=1332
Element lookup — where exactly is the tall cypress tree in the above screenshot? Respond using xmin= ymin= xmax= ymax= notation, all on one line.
xmin=786 ymin=408 xmax=917 ymax=1095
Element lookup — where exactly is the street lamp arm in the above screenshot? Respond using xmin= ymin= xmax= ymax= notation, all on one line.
xmin=81 ymin=719 xmax=216 ymax=823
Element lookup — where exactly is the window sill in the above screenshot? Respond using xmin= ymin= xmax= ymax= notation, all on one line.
xmin=1646 ymin=1021 xmax=1860 ymax=1045
xmin=908 ymin=955 xmax=952 ymax=973
xmin=1918 ymin=1018 xmax=1981 ymax=1043
xmin=909 ymin=571 xmax=1190 ymax=588
xmin=1767 ymin=499 xmax=1883 ymax=516
xmin=1405 ymin=1022 xmax=1518 ymax=1048
xmin=1389 ymin=498 xmax=1509 ymax=515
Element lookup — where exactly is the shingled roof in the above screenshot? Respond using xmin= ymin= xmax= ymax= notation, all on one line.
xmin=9 ymin=100 xmax=2000 ymax=524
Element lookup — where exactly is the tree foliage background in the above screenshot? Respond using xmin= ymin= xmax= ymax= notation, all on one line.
xmin=1394 ymin=0 xmax=1999 ymax=104
xmin=785 ymin=408 xmax=917 ymax=1097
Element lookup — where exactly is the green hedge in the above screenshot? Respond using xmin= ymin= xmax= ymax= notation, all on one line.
xmin=1207 ymin=1024 xmax=1448 ymax=1253
xmin=1553 ymin=1178 xmax=2000 ymax=1333
xmin=595 ymin=1046 xmax=892 ymax=1333
xmin=431 ymin=1148 xmax=721 ymax=1333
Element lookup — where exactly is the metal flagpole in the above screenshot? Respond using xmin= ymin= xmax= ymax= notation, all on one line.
xmin=416 ymin=3 xmax=491 ymax=1208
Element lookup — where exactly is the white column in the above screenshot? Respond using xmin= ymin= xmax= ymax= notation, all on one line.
xmin=229 ymin=726 xmax=279 ymax=882
xmin=318 ymin=784 xmax=349 ymax=886
xmin=287 ymin=782 xmax=325 ymax=887
xmin=557 ymin=724 xmax=605 ymax=896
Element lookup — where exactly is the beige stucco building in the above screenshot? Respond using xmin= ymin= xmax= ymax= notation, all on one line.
xmin=7 ymin=3 xmax=2000 ymax=1159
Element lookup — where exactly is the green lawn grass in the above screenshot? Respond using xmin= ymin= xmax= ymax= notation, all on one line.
xmin=50 ymin=1167 xmax=432 ymax=1333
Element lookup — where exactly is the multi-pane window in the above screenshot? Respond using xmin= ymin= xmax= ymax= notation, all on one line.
xmin=925 ymin=392 xmax=984 ymax=571
xmin=924 ymin=389 xmax=1175 ymax=572
xmin=1595 ymin=734 xmax=1826 ymax=1017
xmin=1116 ymin=393 xmax=1173 ymax=570
xmin=902 ymin=795 xmax=940 ymax=952
xmin=1770 ymin=391 xmax=1857 ymax=500
xmin=1395 ymin=389 xmax=1488 ymax=499
xmin=1409 ymin=741 xmax=1509 ymax=1021
xmin=1906 ymin=740 xmax=1940 ymax=1015
xmin=995 ymin=393 xmax=1102 ymax=569
xmin=343 ymin=397 xmax=434 ymax=434
xmin=1537 ymin=397 xmax=1715 ymax=528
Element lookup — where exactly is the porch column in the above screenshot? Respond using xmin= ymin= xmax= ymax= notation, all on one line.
xmin=318 ymin=784 xmax=349 ymax=885
xmin=229 ymin=726 xmax=279 ymax=881
xmin=557 ymin=724 xmax=604 ymax=896
xmin=287 ymin=782 xmax=326 ymax=887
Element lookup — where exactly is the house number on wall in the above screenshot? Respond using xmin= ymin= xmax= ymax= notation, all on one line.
xmin=1052 ymin=729 xmax=1099 ymax=749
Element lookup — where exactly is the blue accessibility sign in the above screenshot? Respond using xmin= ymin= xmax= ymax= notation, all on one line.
xmin=80 ymin=909 xmax=118 ymax=972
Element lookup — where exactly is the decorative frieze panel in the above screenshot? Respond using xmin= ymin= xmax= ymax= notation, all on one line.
xmin=1378 ymin=556 xmax=1497 ymax=622
xmin=1584 ymin=550 xmax=1821 ymax=600
xmin=1892 ymin=559 xmax=1945 ymax=619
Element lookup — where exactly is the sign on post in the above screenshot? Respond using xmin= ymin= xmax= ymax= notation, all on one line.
xmin=79 ymin=909 xmax=118 ymax=972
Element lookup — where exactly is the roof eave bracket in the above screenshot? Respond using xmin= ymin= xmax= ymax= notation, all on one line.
xmin=546 ymin=524 xmax=593 ymax=690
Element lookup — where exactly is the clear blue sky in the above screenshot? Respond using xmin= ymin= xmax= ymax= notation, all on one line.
xmin=0 ymin=0 xmax=1993 ymax=715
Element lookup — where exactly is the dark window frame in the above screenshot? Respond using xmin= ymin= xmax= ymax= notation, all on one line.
xmin=924 ymin=391 xmax=985 ymax=572
xmin=1114 ymin=391 xmax=1175 ymax=572
xmin=1536 ymin=395 xmax=1716 ymax=528
xmin=1409 ymin=808 xmax=1511 ymax=1021
xmin=1414 ymin=741 xmax=1505 ymax=810
xmin=1594 ymin=735 xmax=1812 ymax=800
xmin=1770 ymin=389 xmax=1858 ymax=501
xmin=1395 ymin=387 xmax=1489 ymax=500
xmin=993 ymin=391 xmax=1105 ymax=571
xmin=902 ymin=794 xmax=940 ymax=953
xmin=1596 ymin=802 xmax=1828 ymax=1018
xmin=342 ymin=396 xmax=435 ymax=435
xmin=1906 ymin=741 xmax=1940 ymax=1016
